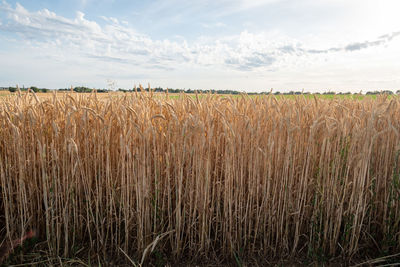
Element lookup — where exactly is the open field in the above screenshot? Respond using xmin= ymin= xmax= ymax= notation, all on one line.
xmin=0 ymin=92 xmax=400 ymax=265
xmin=0 ymin=90 xmax=386 ymax=100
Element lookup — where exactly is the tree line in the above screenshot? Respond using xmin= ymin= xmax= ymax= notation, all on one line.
xmin=1 ymin=86 xmax=399 ymax=95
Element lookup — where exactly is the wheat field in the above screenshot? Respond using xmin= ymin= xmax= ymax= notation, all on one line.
xmin=0 ymin=91 xmax=399 ymax=265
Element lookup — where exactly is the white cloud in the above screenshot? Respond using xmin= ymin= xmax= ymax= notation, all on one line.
xmin=100 ymin=15 xmax=119 ymax=24
xmin=1 ymin=0 xmax=398 ymax=74
xmin=0 ymin=1 xmax=288 ymax=71
xmin=1 ymin=1 xmax=400 ymax=91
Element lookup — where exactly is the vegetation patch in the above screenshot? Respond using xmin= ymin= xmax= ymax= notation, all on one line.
xmin=0 ymin=91 xmax=399 ymax=265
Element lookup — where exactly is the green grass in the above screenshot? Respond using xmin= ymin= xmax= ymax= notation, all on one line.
xmin=164 ymin=93 xmax=383 ymax=100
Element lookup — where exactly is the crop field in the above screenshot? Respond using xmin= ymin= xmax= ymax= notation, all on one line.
xmin=0 ymin=90 xmax=382 ymax=100
xmin=0 ymin=91 xmax=400 ymax=265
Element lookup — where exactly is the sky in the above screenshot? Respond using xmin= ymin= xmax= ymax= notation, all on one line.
xmin=1 ymin=0 xmax=400 ymax=92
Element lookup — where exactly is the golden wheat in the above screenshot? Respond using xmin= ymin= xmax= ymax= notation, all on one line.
xmin=0 ymin=92 xmax=399 ymax=264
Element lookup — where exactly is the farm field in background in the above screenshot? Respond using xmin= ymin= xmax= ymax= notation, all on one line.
xmin=0 ymin=89 xmax=385 ymax=100
xmin=0 ymin=92 xmax=399 ymax=265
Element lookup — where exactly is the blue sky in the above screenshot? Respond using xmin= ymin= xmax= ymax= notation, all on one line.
xmin=1 ymin=0 xmax=400 ymax=92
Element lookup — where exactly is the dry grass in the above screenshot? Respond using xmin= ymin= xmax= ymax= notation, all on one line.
xmin=0 ymin=91 xmax=400 ymax=265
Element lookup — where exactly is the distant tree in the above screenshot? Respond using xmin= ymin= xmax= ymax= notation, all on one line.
xmin=8 ymin=87 xmax=17 ymax=93
xmin=74 ymin=86 xmax=92 ymax=93
xmin=41 ymin=88 xmax=49 ymax=93
xmin=366 ymin=91 xmax=380 ymax=95
xmin=30 ymin=86 xmax=39 ymax=93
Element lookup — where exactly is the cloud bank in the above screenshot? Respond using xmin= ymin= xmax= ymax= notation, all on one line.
xmin=1 ymin=1 xmax=399 ymax=74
